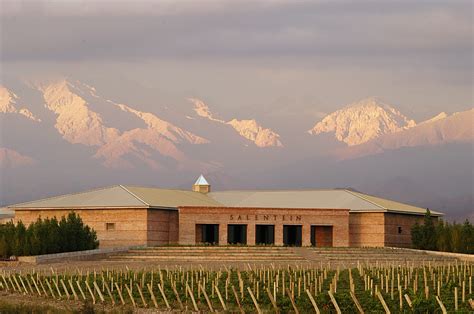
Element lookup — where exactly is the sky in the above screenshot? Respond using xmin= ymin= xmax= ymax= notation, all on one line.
xmin=1 ymin=0 xmax=472 ymax=119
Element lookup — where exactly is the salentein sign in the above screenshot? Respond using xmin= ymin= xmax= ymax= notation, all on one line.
xmin=230 ymin=214 xmax=302 ymax=222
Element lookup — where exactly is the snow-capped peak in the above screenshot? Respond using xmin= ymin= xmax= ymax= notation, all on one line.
xmin=0 ymin=86 xmax=41 ymax=122
xmin=188 ymin=98 xmax=283 ymax=147
xmin=189 ymin=98 xmax=225 ymax=123
xmin=420 ymin=112 xmax=448 ymax=125
xmin=115 ymin=103 xmax=209 ymax=144
xmin=308 ymin=97 xmax=416 ymax=146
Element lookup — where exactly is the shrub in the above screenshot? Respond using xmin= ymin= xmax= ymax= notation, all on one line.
xmin=0 ymin=212 xmax=98 ymax=258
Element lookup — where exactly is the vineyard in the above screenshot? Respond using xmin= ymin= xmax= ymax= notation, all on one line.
xmin=0 ymin=261 xmax=473 ymax=313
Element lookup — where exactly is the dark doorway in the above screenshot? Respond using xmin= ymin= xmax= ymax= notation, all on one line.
xmin=283 ymin=225 xmax=302 ymax=246
xmin=256 ymin=225 xmax=275 ymax=245
xmin=228 ymin=224 xmax=247 ymax=244
xmin=197 ymin=224 xmax=219 ymax=244
xmin=311 ymin=226 xmax=333 ymax=247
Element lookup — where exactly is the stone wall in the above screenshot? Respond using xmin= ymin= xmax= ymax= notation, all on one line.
xmin=178 ymin=207 xmax=350 ymax=247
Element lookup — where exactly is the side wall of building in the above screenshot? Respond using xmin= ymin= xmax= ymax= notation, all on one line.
xmin=179 ymin=207 xmax=350 ymax=247
xmin=383 ymin=212 xmax=426 ymax=248
xmin=14 ymin=208 xmax=149 ymax=248
xmin=349 ymin=212 xmax=385 ymax=247
xmin=147 ymin=209 xmax=179 ymax=246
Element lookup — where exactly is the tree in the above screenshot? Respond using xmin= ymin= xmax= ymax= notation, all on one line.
xmin=0 ymin=213 xmax=98 ymax=258
xmin=420 ymin=209 xmax=437 ymax=250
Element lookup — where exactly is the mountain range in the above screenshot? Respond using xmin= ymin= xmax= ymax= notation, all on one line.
xmin=0 ymin=77 xmax=472 ymax=220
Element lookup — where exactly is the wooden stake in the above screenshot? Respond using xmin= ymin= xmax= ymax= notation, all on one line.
xmin=455 ymin=287 xmax=458 ymax=310
xmin=146 ymin=283 xmax=158 ymax=309
xmin=199 ymin=283 xmax=214 ymax=312
xmin=376 ymin=291 xmax=391 ymax=314
xmin=248 ymin=286 xmax=262 ymax=314
xmin=60 ymin=279 xmax=70 ymax=300
xmin=46 ymin=280 xmax=56 ymax=299
xmin=328 ymin=290 xmax=342 ymax=314
xmin=435 ymin=295 xmax=447 ymax=314
xmin=135 ymin=283 xmax=147 ymax=307
xmin=404 ymin=294 xmax=412 ymax=308
xmin=93 ymin=281 xmax=105 ymax=303
xmin=76 ymin=281 xmax=86 ymax=301
xmin=186 ymin=283 xmax=199 ymax=312
xmin=306 ymin=289 xmax=320 ymax=314
xmin=171 ymin=283 xmax=184 ymax=310
xmin=158 ymin=283 xmax=171 ymax=310
xmin=114 ymin=282 xmax=125 ymax=305
xmin=350 ymin=291 xmax=365 ymax=314
xmin=215 ymin=285 xmax=227 ymax=311
xmin=85 ymin=281 xmax=96 ymax=304
xmin=266 ymin=287 xmax=279 ymax=313
xmin=124 ymin=284 xmax=136 ymax=307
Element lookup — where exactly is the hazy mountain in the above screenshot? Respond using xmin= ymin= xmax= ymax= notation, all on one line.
xmin=0 ymin=148 xmax=36 ymax=168
xmin=308 ymin=97 xmax=416 ymax=146
xmin=337 ymin=109 xmax=473 ymax=160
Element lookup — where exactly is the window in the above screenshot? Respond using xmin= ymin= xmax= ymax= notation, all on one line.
xmin=398 ymin=226 xmax=402 ymax=234
xmin=106 ymin=223 xmax=116 ymax=231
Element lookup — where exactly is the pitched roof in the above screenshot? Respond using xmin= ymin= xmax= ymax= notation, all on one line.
xmin=9 ymin=185 xmax=221 ymax=209
xmin=207 ymin=189 xmax=443 ymax=216
xmin=194 ymin=175 xmax=209 ymax=185
xmin=7 ymin=185 xmax=442 ymax=216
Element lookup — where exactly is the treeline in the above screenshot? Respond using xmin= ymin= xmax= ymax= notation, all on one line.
xmin=0 ymin=212 xmax=99 ymax=258
xmin=411 ymin=210 xmax=474 ymax=254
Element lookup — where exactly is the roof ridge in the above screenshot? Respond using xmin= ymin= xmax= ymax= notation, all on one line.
xmin=344 ymin=189 xmax=387 ymax=210
xmin=119 ymin=185 xmax=150 ymax=206
xmin=8 ymin=185 xmax=123 ymax=208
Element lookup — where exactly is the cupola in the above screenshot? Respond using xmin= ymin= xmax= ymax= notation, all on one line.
xmin=192 ymin=174 xmax=210 ymax=194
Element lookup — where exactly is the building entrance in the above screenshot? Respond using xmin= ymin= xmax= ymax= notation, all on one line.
xmin=310 ymin=226 xmax=333 ymax=247
xmin=227 ymin=224 xmax=247 ymax=244
xmin=283 ymin=225 xmax=302 ymax=246
xmin=255 ymin=225 xmax=275 ymax=245
xmin=196 ymin=224 xmax=219 ymax=244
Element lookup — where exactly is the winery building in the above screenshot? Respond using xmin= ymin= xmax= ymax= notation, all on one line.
xmin=8 ymin=175 xmax=442 ymax=248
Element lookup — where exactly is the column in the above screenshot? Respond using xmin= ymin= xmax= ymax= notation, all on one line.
xmin=219 ymin=224 xmax=227 ymax=245
xmin=247 ymin=223 xmax=256 ymax=245
xmin=302 ymin=224 xmax=311 ymax=246
xmin=275 ymin=223 xmax=283 ymax=246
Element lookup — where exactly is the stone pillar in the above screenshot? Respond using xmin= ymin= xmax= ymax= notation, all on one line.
xmin=247 ymin=223 xmax=256 ymax=245
xmin=275 ymin=223 xmax=283 ymax=246
xmin=302 ymin=224 xmax=311 ymax=246
xmin=219 ymin=224 xmax=227 ymax=245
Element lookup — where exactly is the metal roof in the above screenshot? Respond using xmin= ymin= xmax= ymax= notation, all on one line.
xmin=207 ymin=189 xmax=443 ymax=216
xmin=9 ymin=185 xmax=221 ymax=209
xmin=124 ymin=186 xmax=221 ymax=207
xmin=7 ymin=185 xmax=442 ymax=216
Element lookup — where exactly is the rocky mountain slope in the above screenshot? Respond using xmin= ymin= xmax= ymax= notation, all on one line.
xmin=337 ymin=109 xmax=473 ymax=159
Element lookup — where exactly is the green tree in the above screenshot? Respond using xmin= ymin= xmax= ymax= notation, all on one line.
xmin=411 ymin=222 xmax=422 ymax=249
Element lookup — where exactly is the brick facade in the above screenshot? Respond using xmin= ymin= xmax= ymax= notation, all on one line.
xmin=178 ymin=207 xmax=350 ymax=247
xmin=13 ymin=208 xmax=177 ymax=248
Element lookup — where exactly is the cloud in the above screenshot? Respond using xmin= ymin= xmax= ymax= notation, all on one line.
xmin=0 ymin=0 xmax=471 ymax=68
